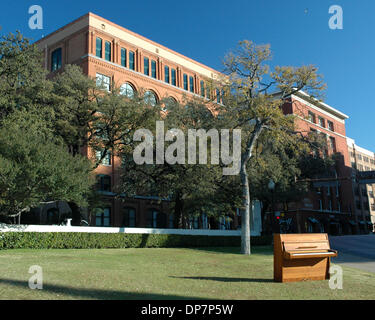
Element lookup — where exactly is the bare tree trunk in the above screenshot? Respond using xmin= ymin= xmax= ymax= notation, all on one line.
xmin=240 ymin=163 xmax=251 ymax=255
xmin=240 ymin=120 xmax=264 ymax=255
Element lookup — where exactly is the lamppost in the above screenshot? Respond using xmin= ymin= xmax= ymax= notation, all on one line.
xmin=268 ymin=179 xmax=278 ymax=234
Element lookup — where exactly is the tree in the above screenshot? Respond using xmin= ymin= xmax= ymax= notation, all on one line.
xmin=219 ymin=40 xmax=326 ymax=254
xmin=0 ymin=31 xmax=52 ymax=120
xmin=0 ymin=110 xmax=94 ymax=220
xmin=246 ymin=129 xmax=335 ymax=234
xmin=119 ymin=97 xmax=228 ymax=228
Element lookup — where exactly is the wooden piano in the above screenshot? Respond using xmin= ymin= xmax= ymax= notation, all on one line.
xmin=274 ymin=233 xmax=338 ymax=283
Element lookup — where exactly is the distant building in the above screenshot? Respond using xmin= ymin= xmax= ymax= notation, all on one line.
xmin=347 ymin=138 xmax=375 ymax=232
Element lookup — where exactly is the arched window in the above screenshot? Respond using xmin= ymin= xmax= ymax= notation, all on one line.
xmin=163 ymin=96 xmax=177 ymax=111
xmin=123 ymin=207 xmax=136 ymax=227
xmin=144 ymin=90 xmax=158 ymax=106
xmin=120 ymin=82 xmax=135 ymax=99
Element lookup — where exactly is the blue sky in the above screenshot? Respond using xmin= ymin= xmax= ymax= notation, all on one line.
xmin=0 ymin=0 xmax=374 ymax=151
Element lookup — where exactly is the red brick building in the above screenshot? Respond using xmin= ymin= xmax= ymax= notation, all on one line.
xmin=278 ymin=91 xmax=370 ymax=235
xmin=35 ymin=12 xmax=230 ymax=230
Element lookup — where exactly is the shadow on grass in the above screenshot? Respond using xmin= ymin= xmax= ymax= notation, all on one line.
xmin=170 ymin=276 xmax=273 ymax=283
xmin=0 ymin=278 xmax=205 ymax=300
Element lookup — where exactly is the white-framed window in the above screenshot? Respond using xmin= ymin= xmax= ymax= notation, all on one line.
xmin=96 ymin=73 xmax=111 ymax=92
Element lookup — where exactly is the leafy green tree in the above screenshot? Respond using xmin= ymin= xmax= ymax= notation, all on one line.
xmin=119 ymin=97 xmax=228 ymax=228
xmin=0 ymin=31 xmax=52 ymax=119
xmin=0 ymin=110 xmax=94 ymax=220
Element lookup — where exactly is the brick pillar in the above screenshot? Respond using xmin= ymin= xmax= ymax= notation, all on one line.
xmin=158 ymin=58 xmax=163 ymax=81
xmin=137 ymin=49 xmax=142 ymax=73
xmin=90 ymin=30 xmax=95 ymax=55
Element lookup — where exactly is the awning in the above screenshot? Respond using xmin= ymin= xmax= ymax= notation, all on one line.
xmin=359 ymin=221 xmax=365 ymax=225
xmin=308 ymin=217 xmax=319 ymax=224
xmin=349 ymin=220 xmax=357 ymax=226
xmin=367 ymin=221 xmax=373 ymax=225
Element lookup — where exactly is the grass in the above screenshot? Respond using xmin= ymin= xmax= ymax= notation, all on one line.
xmin=0 ymin=246 xmax=374 ymax=300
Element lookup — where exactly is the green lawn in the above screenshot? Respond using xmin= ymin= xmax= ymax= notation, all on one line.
xmin=0 ymin=246 xmax=374 ymax=300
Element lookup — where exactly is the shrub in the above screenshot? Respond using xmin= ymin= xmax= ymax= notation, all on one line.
xmin=0 ymin=232 xmax=272 ymax=250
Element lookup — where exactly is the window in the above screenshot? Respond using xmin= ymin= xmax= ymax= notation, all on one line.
xmin=350 ymin=152 xmax=355 ymax=158
xmin=105 ymin=41 xmax=111 ymax=61
xmin=319 ymin=199 xmax=323 ymax=211
xmin=144 ymin=90 xmax=157 ymax=106
xmin=164 ymin=66 xmax=170 ymax=83
xmin=147 ymin=209 xmax=159 ymax=228
xmin=357 ymin=154 xmax=362 ymax=161
xmin=216 ymin=89 xmax=221 ymax=103
xmin=95 ymin=208 xmax=111 ymax=227
xmin=51 ymin=48 xmax=62 ymax=72
xmin=308 ymin=111 xmax=316 ymax=123
xmin=163 ymin=96 xmax=177 ymax=111
xmin=329 ymin=137 xmax=336 ymax=152
xmin=201 ymin=214 xmax=208 ymax=229
xmin=123 ymin=208 xmax=136 ymax=227
xmin=351 ymin=162 xmax=356 ymax=169
xmin=144 ymin=57 xmax=149 ymax=76
xmin=318 ymin=117 xmax=325 ymax=127
xmin=120 ymin=82 xmax=135 ymax=99
xmin=183 ymin=74 xmax=188 ymax=90
xmin=121 ymin=48 xmax=127 ymax=67
xmin=97 ymin=175 xmax=111 ymax=192
xmin=327 ymin=187 xmax=331 ymax=196
xmin=189 ymin=216 xmax=199 ymax=229
xmin=189 ymin=76 xmax=194 ymax=93
xmin=151 ymin=60 xmax=157 ymax=78
xmin=96 ymin=38 xmax=103 ymax=58
xmin=200 ymin=81 xmax=205 ymax=97
xmin=129 ymin=51 xmax=135 ymax=70
xmin=364 ymin=156 xmax=369 ymax=163
xmin=96 ymin=73 xmax=111 ymax=92
xmin=328 ymin=120 xmax=334 ymax=131
xmin=219 ymin=216 xmax=231 ymax=230
xmin=171 ymin=69 xmax=176 ymax=86
xmin=96 ymin=150 xmax=111 ymax=166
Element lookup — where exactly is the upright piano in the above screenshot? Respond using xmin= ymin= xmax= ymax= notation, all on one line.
xmin=274 ymin=233 xmax=338 ymax=283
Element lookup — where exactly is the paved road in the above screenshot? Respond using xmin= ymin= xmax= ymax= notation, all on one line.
xmin=330 ymin=234 xmax=375 ymax=273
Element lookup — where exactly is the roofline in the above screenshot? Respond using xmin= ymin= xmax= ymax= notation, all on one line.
xmin=272 ymin=89 xmax=349 ymax=120
xmin=35 ymin=12 xmax=223 ymax=78
xmin=295 ymin=90 xmax=349 ymax=120
xmin=347 ymin=137 xmax=375 ymax=157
